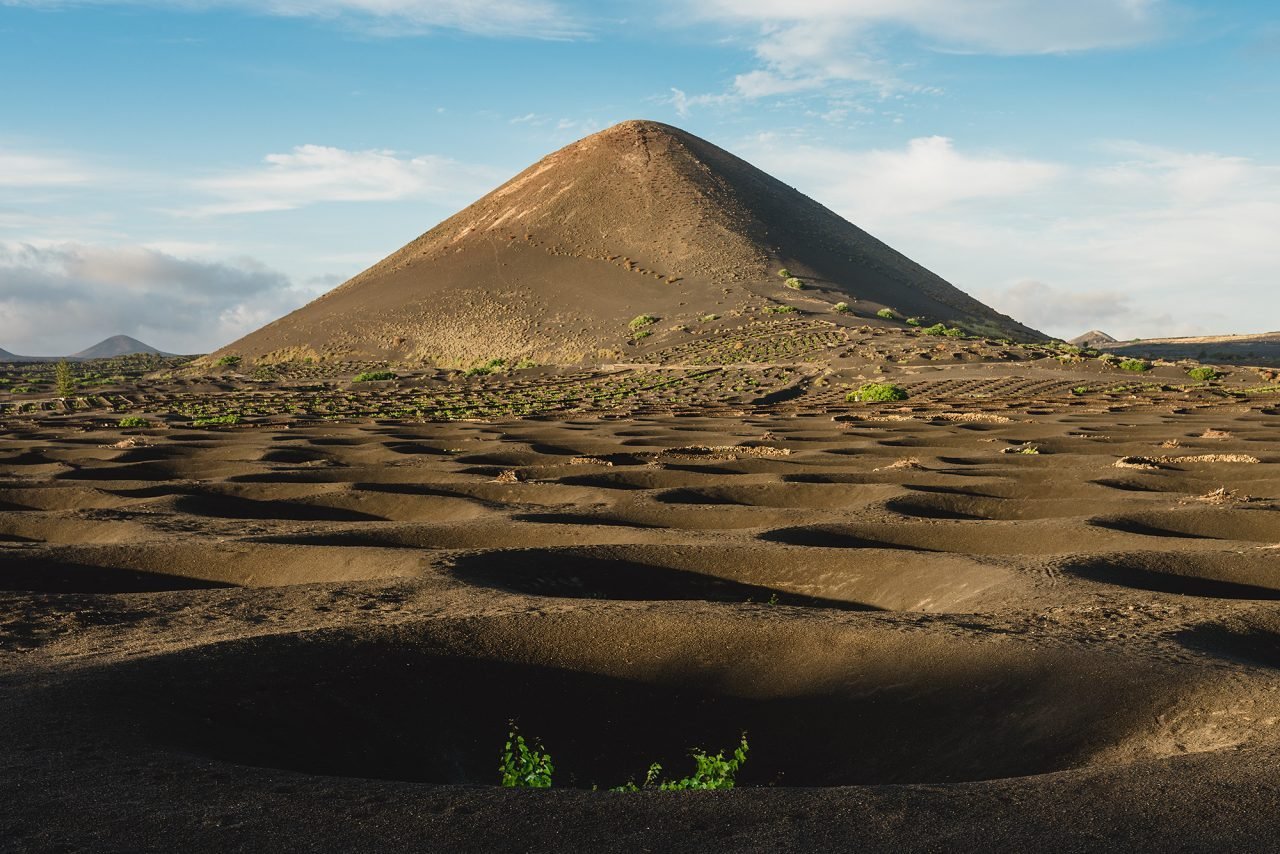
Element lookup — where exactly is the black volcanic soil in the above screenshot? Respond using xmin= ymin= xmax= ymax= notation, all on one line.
xmin=2 ymin=343 xmax=1280 ymax=851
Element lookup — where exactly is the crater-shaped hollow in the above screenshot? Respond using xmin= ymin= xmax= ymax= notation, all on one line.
xmin=1062 ymin=551 xmax=1280 ymax=599
xmin=449 ymin=544 xmax=1022 ymax=612
xmin=1090 ymin=509 xmax=1280 ymax=543
xmin=759 ymin=521 xmax=1126 ymax=556
xmin=0 ymin=542 xmax=429 ymax=591
xmin=118 ymin=621 xmax=1257 ymax=788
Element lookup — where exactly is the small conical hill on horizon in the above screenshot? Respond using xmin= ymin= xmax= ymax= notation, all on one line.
xmin=73 ymin=335 xmax=167 ymax=359
xmin=217 ymin=120 xmax=1042 ymax=367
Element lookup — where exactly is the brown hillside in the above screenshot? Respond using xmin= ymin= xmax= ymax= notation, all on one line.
xmin=218 ymin=120 xmax=1042 ymax=367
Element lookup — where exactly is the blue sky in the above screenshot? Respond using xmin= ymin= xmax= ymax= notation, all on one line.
xmin=1 ymin=0 xmax=1278 ymax=353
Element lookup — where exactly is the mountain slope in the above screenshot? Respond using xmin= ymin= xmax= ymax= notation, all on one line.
xmin=218 ymin=120 xmax=1042 ymax=366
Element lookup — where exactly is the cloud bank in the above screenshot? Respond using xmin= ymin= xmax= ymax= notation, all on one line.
xmin=187 ymin=145 xmax=496 ymax=215
xmin=667 ymin=0 xmax=1170 ymax=109
xmin=0 ymin=243 xmax=329 ymax=355
xmin=741 ymin=134 xmax=1279 ymax=339
xmin=0 ymin=0 xmax=581 ymax=38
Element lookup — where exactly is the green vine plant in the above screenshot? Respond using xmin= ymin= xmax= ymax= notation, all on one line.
xmin=499 ymin=726 xmax=554 ymax=788
xmin=613 ymin=734 xmax=749 ymax=792
xmin=497 ymin=730 xmax=749 ymax=791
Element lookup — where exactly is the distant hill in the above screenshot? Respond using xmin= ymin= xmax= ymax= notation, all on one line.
xmin=0 ymin=335 xmax=171 ymax=363
xmin=0 ymin=349 xmax=52 ymax=363
xmin=72 ymin=335 xmax=168 ymax=359
xmin=215 ymin=119 xmax=1042 ymax=367
xmin=1095 ymin=331 xmax=1280 ymax=367
xmin=1069 ymin=330 xmax=1117 ymax=348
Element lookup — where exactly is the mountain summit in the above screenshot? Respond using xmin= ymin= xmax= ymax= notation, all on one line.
xmin=218 ymin=120 xmax=1040 ymax=366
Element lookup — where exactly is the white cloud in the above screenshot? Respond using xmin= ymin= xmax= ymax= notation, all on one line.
xmin=686 ymin=0 xmax=1166 ymax=54
xmin=988 ymin=280 xmax=1135 ymax=334
xmin=744 ymin=134 xmax=1279 ymax=340
xmin=0 ymin=147 xmax=94 ymax=187
xmin=665 ymin=0 xmax=1168 ymax=112
xmin=0 ymin=0 xmax=581 ymax=38
xmin=185 ymin=144 xmax=497 ymax=215
xmin=0 ymin=242 xmax=328 ymax=354
xmin=740 ymin=134 xmax=1062 ymax=219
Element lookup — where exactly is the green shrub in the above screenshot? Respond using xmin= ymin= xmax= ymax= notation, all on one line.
xmin=876 ymin=308 xmax=897 ymax=320
xmin=832 ymin=302 xmax=851 ymax=314
xmin=464 ymin=358 xmax=507 ymax=376
xmin=55 ymin=360 xmax=76 ymax=397
xmin=499 ymin=728 xmax=554 ymax=788
xmin=1118 ymin=359 xmax=1151 ymax=373
xmin=118 ymin=416 xmax=150 ymax=428
xmin=215 ymin=355 xmax=242 ymax=367
xmin=615 ymin=735 xmax=749 ymax=792
xmin=629 ymin=314 xmax=657 ymax=332
xmin=777 ymin=268 xmax=791 ymax=279
xmin=514 ymin=358 xmax=538 ymax=370
xmin=633 ymin=329 xmax=652 ymax=339
xmin=1187 ymin=366 xmax=1220 ymax=382
xmin=353 ymin=370 xmax=397 ymax=382
xmin=699 ymin=314 xmax=719 ymax=322
xmin=923 ymin=323 xmax=948 ymax=336
xmin=763 ymin=305 xmax=796 ymax=315
xmin=784 ymin=277 xmax=805 ymax=290
xmin=847 ymin=382 xmax=908 ymax=403
xmin=192 ymin=414 xmax=240 ymax=426
xmin=906 ymin=317 xmax=922 ymax=326
xmin=661 ymin=735 xmax=749 ymax=791
xmin=944 ymin=326 xmax=966 ymax=338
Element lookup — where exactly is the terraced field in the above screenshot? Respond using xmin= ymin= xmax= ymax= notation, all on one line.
xmin=3 ymin=337 xmax=1280 ymax=851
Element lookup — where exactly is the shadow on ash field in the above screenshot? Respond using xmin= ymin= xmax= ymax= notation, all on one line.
xmin=3 ymin=399 xmax=1280 ymax=851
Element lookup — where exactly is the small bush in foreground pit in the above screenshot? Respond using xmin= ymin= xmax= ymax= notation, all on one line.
xmin=1187 ymin=366 xmax=1220 ymax=382
xmin=614 ymin=735 xmax=749 ymax=792
xmin=906 ymin=317 xmax=921 ymax=326
xmin=763 ymin=305 xmax=797 ymax=315
xmin=118 ymin=416 xmax=150 ymax=428
xmin=215 ymin=355 xmax=242 ymax=367
xmin=847 ymin=382 xmax=908 ymax=403
xmin=499 ymin=727 xmax=554 ymax=788
xmin=353 ymin=370 xmax=397 ymax=382
xmin=777 ymin=268 xmax=791 ymax=279
xmin=699 ymin=313 xmax=719 ymax=322
xmin=662 ymin=735 xmax=749 ymax=790
xmin=832 ymin=302 xmax=852 ymax=314
xmin=1118 ymin=358 xmax=1151 ymax=373
xmin=784 ymin=277 xmax=805 ymax=290
xmin=192 ymin=414 xmax=240 ymax=426
xmin=876 ymin=308 xmax=897 ymax=320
